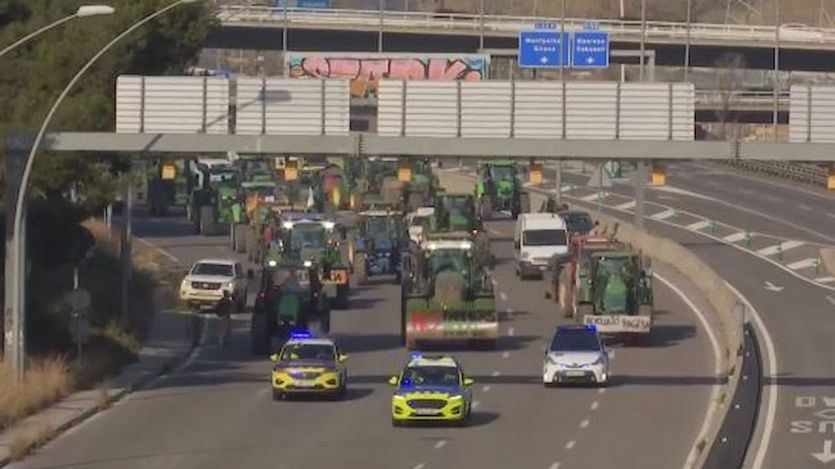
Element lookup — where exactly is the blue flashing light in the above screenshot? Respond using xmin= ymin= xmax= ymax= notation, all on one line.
xmin=401 ymin=378 xmax=413 ymax=388
xmin=408 ymin=352 xmax=423 ymax=360
xmin=290 ymin=330 xmax=313 ymax=339
xmin=586 ymin=324 xmax=597 ymax=332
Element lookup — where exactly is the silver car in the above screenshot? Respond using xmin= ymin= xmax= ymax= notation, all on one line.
xmin=543 ymin=325 xmax=610 ymax=387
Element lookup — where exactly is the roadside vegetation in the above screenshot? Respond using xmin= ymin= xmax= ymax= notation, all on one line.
xmin=0 ymin=0 xmax=214 ymax=431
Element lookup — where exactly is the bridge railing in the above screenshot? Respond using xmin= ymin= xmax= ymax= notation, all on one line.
xmin=215 ymin=5 xmax=835 ymax=44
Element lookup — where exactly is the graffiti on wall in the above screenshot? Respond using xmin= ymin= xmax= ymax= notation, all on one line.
xmin=286 ymin=54 xmax=488 ymax=97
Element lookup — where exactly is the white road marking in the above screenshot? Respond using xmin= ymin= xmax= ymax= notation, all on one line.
xmin=548 ymin=463 xmax=562 ymax=469
xmin=565 ymin=440 xmax=576 ymax=450
xmin=590 ymin=401 xmax=599 ymax=411
xmin=756 ymin=240 xmax=805 ymax=257
xmin=413 ymin=464 xmax=426 ymax=469
xmin=726 ymin=282 xmax=778 ymax=469
xmin=560 ymin=185 xmax=575 ymax=193
xmin=482 ymin=385 xmax=492 ymax=392
xmin=786 ymin=258 xmax=817 ymax=270
xmin=499 ymin=292 xmax=508 ymax=301
xmin=491 ymin=371 xmax=501 ymax=377
xmin=434 ymin=440 xmax=447 ymax=449
xmin=723 ymin=232 xmax=747 ymax=243
xmin=763 ymin=281 xmax=784 ymax=292
xmin=655 ymin=274 xmax=723 ymax=469
xmin=580 ymin=419 xmax=590 ymax=429
xmin=686 ymin=220 xmax=711 ymax=231
xmin=579 ymin=193 xmax=600 ymax=202
xmin=816 ymin=277 xmax=835 ymax=284
xmin=797 ymin=204 xmax=813 ymax=212
xmin=614 ymin=200 xmax=636 ymax=210
xmin=488 ymin=228 xmax=501 ymax=236
xmin=827 ymin=296 xmax=835 ymax=306
xmin=174 ymin=317 xmax=209 ymax=373
xmin=472 ymin=400 xmax=481 ymax=409
xmin=491 ymin=279 xmax=499 ymax=286
xmin=502 ymin=351 xmax=510 ymax=359
xmin=508 ymin=327 xmax=515 ymax=336
xmin=506 ymin=308 xmax=515 ymax=314
xmin=135 ymin=237 xmax=181 ymax=264
xmin=650 ymin=209 xmax=676 ymax=220
xmin=598 ymin=388 xmax=606 ymax=394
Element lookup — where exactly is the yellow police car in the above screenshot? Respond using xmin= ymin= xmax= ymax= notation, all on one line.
xmin=270 ymin=331 xmax=348 ymax=400
xmin=389 ymin=353 xmax=475 ymax=426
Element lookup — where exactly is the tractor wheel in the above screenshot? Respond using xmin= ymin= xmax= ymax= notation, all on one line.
xmin=519 ymin=192 xmax=531 ymax=217
xmin=250 ymin=312 xmax=271 ymax=355
xmin=199 ymin=206 xmax=216 ymax=236
xmin=234 ymin=224 xmax=248 ymax=253
xmin=479 ymin=198 xmax=492 ymax=221
xmin=353 ymin=253 xmax=368 ymax=286
xmin=333 ymin=284 xmax=349 ymax=310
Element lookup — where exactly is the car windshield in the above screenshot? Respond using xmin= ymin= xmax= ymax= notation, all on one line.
xmin=489 ymin=165 xmax=513 ymax=181
xmin=428 ymin=249 xmax=468 ymax=275
xmin=550 ymin=330 xmax=601 ymax=352
xmin=563 ymin=213 xmax=594 ymax=233
xmin=401 ymin=366 xmax=460 ymax=387
xmin=280 ymin=343 xmax=334 ymax=361
xmin=289 ymin=225 xmax=326 ymax=251
xmin=523 ymin=229 xmax=567 ymax=246
xmin=191 ymin=263 xmax=233 ymax=277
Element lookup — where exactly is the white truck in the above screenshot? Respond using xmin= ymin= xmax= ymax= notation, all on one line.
xmin=514 ymin=213 xmax=569 ymax=280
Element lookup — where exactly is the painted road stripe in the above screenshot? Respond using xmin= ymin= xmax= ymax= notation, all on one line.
xmin=565 ymin=440 xmax=576 ymax=450
xmin=491 ymin=370 xmax=501 ymax=377
xmin=614 ymin=200 xmax=636 ymax=210
xmin=560 ymin=185 xmax=575 ymax=193
xmin=579 ymin=193 xmax=600 ymax=202
xmin=434 ymin=440 xmax=447 ymax=449
xmin=472 ymin=400 xmax=481 ymax=409
xmin=686 ymin=220 xmax=711 ymax=231
xmin=816 ymin=277 xmax=835 ymax=283
xmin=580 ymin=419 xmax=590 ymax=429
xmin=548 ymin=463 xmax=562 ymax=469
xmin=723 ymin=232 xmax=747 ymax=243
xmin=786 ymin=258 xmax=817 ymax=270
xmin=797 ymin=204 xmax=813 ymax=211
xmin=413 ymin=464 xmax=426 ymax=469
xmin=499 ymin=292 xmax=508 ymax=301
xmin=650 ymin=209 xmax=676 ymax=220
xmin=482 ymin=385 xmax=492 ymax=392
xmin=502 ymin=351 xmax=510 ymax=359
xmin=508 ymin=326 xmax=515 ymax=336
xmin=757 ymin=240 xmax=805 ymax=257
xmin=590 ymin=401 xmax=599 ymax=411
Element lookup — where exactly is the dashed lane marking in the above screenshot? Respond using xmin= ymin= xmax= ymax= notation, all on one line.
xmin=413 ymin=464 xmax=426 ymax=469
xmin=434 ymin=440 xmax=447 ymax=449
xmin=598 ymin=388 xmax=606 ymax=394
xmin=565 ymin=440 xmax=576 ymax=450
xmin=508 ymin=327 xmax=515 ymax=336
xmin=482 ymin=385 xmax=492 ymax=392
xmin=723 ymin=232 xmax=747 ymax=243
xmin=548 ymin=463 xmax=561 ymax=469
xmin=686 ymin=220 xmax=711 ymax=231
xmin=590 ymin=401 xmax=599 ymax=411
xmin=491 ymin=371 xmax=501 ymax=377
xmin=502 ymin=351 xmax=510 ymax=359
xmin=650 ymin=209 xmax=676 ymax=220
xmin=756 ymin=240 xmax=805 ymax=257
xmin=499 ymin=292 xmax=508 ymax=301
xmin=786 ymin=258 xmax=817 ymax=270
xmin=580 ymin=419 xmax=590 ymax=429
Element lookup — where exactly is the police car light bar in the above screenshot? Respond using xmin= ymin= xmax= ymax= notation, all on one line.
xmin=409 ymin=352 xmax=423 ymax=360
xmin=290 ymin=330 xmax=314 ymax=339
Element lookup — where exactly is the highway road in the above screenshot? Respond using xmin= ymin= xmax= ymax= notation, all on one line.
xmin=541 ymin=162 xmax=835 ymax=468
xmin=10 ymin=206 xmax=717 ymax=469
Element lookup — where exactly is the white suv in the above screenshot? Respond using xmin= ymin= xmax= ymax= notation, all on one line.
xmin=180 ymin=259 xmax=248 ymax=312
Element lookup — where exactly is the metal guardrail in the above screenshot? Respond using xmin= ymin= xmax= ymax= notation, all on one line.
xmin=718 ymin=160 xmax=828 ymax=186
xmin=215 ymin=5 xmax=835 ymax=48
xmin=694 ymin=90 xmax=790 ymax=109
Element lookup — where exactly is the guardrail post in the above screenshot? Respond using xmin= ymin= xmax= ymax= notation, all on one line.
xmin=201 ymin=76 xmax=208 ymax=134
xmin=139 ymin=76 xmax=146 ymax=133
xmin=709 ymin=220 xmax=718 ymax=235
xmin=806 ymin=84 xmax=813 ymax=143
xmin=509 ymin=78 xmax=515 ymax=138
xmin=668 ymin=83 xmax=674 ymax=140
xmin=615 ymin=81 xmax=621 ymax=140
xmin=320 ymin=78 xmax=326 ymax=136
xmin=261 ymin=76 xmax=267 ymax=135
xmin=776 ymin=242 xmax=783 ymax=261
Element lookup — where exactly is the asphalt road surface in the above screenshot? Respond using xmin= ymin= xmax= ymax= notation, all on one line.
xmin=11 ymin=207 xmax=717 ymax=469
xmin=547 ymin=162 xmax=835 ymax=469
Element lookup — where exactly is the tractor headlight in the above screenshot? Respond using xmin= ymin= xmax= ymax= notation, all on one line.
xmin=303 ymin=260 xmax=313 ymax=268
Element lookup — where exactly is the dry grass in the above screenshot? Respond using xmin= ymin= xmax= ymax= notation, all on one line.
xmin=8 ymin=424 xmax=56 ymax=462
xmin=0 ymin=358 xmax=71 ymax=429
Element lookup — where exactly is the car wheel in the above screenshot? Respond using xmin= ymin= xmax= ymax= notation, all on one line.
xmin=272 ymin=389 xmax=283 ymax=401
xmin=392 ymin=418 xmax=402 ymax=427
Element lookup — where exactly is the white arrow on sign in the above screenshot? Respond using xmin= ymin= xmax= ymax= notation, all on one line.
xmin=763 ymin=281 xmax=784 ymax=292
xmin=586 ymin=56 xmax=595 ymax=64
xmin=812 ymin=440 xmax=835 ymax=464
xmin=540 ymin=56 xmax=549 ymax=64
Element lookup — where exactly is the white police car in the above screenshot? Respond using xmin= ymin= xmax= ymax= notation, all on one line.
xmin=543 ymin=325 xmax=610 ymax=387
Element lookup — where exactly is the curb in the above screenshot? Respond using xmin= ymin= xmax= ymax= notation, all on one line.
xmin=0 ymin=313 xmax=204 ymax=467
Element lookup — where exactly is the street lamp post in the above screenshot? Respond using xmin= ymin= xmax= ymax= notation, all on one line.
xmin=0 ymin=5 xmax=114 ymax=59
xmin=4 ymin=0 xmax=202 ymax=379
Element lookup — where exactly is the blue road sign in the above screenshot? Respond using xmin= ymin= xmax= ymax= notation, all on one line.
xmin=519 ymin=30 xmax=570 ymax=68
xmin=572 ymin=30 xmax=609 ymax=69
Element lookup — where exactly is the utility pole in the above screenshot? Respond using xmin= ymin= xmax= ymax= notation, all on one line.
xmin=4 ymin=138 xmax=28 ymax=378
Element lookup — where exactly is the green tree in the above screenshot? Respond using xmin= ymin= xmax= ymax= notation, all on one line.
xmin=0 ymin=0 xmax=216 ymax=212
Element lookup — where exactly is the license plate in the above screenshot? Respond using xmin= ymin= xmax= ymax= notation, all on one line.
xmin=564 ymin=370 xmax=586 ymax=377
xmin=294 ymin=380 xmax=316 ymax=388
xmin=412 ymin=408 xmax=441 ymax=415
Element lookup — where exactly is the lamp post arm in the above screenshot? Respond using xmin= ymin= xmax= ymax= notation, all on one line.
xmin=0 ymin=14 xmax=77 ymax=59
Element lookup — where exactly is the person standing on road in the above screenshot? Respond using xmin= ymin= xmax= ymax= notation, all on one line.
xmin=216 ymin=290 xmax=233 ymax=347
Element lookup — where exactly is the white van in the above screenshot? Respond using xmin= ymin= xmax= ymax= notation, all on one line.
xmin=514 ymin=213 xmax=569 ymax=279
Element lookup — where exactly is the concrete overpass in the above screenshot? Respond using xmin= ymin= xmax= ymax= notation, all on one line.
xmin=209 ymin=6 xmax=835 ymax=72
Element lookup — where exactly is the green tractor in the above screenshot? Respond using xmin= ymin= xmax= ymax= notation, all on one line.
xmin=355 ymin=157 xmax=438 ymax=211
xmin=475 ymin=161 xmax=530 ymax=219
xmin=144 ymin=159 xmax=191 ymax=217
xmin=572 ymin=250 xmax=654 ymax=339
xmin=274 ymin=212 xmax=352 ymax=310
xmin=249 ymin=262 xmax=331 ymax=355
xmin=401 ymin=233 xmax=497 ymax=350
xmin=428 ymin=193 xmax=494 ymax=268
xmin=186 ymin=160 xmax=239 ymax=236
